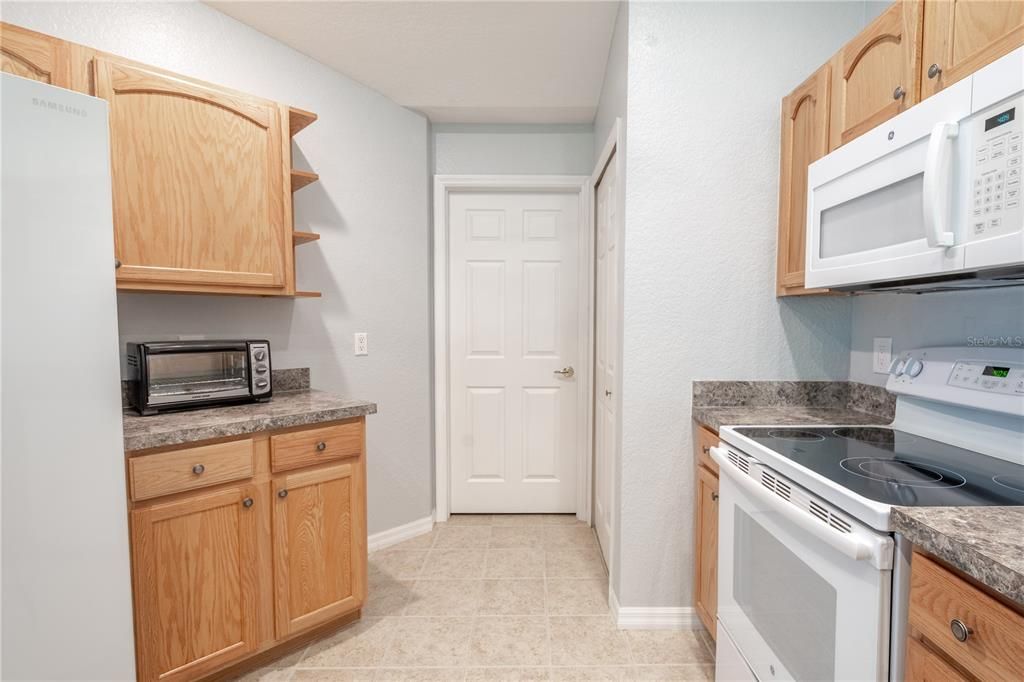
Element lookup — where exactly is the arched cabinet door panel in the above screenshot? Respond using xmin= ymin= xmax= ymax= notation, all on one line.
xmin=93 ymin=55 xmax=288 ymax=292
xmin=830 ymin=0 xmax=923 ymax=150
xmin=0 ymin=23 xmax=70 ymax=88
xmin=777 ymin=63 xmax=831 ymax=297
xmin=921 ymin=0 xmax=1024 ymax=99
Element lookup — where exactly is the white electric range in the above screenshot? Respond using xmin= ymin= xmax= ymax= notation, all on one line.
xmin=710 ymin=346 xmax=1024 ymax=682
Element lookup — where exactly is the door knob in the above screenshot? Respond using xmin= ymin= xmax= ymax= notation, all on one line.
xmin=554 ymin=367 xmax=575 ymax=378
xmin=927 ymin=63 xmax=942 ymax=79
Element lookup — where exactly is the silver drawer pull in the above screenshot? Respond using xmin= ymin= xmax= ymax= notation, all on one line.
xmin=278 ymin=489 xmax=288 ymax=499
xmin=950 ymin=619 xmax=972 ymax=642
xmin=192 ymin=464 xmax=205 ymax=475
xmin=893 ymin=85 xmax=906 ymax=100
xmin=242 ymin=497 xmax=254 ymax=508
xmin=316 ymin=441 xmax=327 ymax=451
xmin=927 ymin=63 xmax=942 ymax=79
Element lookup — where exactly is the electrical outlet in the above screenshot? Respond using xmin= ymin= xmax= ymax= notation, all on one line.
xmin=873 ymin=337 xmax=893 ymax=374
xmin=354 ymin=332 xmax=368 ymax=356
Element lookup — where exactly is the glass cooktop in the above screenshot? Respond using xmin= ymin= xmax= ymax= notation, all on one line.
xmin=734 ymin=426 xmax=1024 ymax=507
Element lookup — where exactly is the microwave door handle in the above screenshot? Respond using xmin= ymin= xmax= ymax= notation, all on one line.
xmin=922 ymin=122 xmax=959 ymax=248
xmin=709 ymin=446 xmax=878 ymax=565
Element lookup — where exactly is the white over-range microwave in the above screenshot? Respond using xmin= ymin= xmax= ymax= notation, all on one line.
xmin=805 ymin=47 xmax=1024 ymax=292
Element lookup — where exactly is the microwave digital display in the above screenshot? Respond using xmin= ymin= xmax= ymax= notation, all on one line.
xmin=985 ymin=107 xmax=1015 ymax=131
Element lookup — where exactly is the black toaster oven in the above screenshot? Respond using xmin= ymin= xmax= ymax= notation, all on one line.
xmin=127 ymin=340 xmax=272 ymax=415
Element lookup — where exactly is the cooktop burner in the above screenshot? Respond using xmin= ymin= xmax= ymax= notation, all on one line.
xmin=733 ymin=426 xmax=1024 ymax=507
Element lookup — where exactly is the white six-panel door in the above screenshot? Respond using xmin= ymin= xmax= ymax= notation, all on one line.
xmin=448 ymin=191 xmax=580 ymax=513
xmin=593 ymin=155 xmax=618 ymax=565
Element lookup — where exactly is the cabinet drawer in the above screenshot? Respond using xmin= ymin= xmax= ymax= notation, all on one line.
xmin=129 ymin=439 xmax=254 ymax=501
xmin=909 ymin=553 xmax=1024 ymax=682
xmin=695 ymin=424 xmax=719 ymax=475
xmin=271 ymin=421 xmax=362 ymax=472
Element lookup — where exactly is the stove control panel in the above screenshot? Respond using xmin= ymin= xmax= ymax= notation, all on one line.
xmin=887 ymin=346 xmax=1024 ymax=416
xmin=947 ymin=360 xmax=1024 ymax=395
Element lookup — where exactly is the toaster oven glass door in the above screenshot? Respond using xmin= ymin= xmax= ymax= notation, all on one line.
xmin=146 ymin=350 xmax=250 ymax=405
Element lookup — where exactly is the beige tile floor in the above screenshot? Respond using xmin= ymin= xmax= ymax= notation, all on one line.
xmin=239 ymin=515 xmax=715 ymax=682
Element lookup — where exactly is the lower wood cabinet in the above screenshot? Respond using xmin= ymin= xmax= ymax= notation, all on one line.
xmin=131 ymin=484 xmax=262 ymax=682
xmin=906 ymin=551 xmax=1024 ymax=681
xmin=693 ymin=423 xmax=720 ymax=640
xmin=127 ymin=418 xmax=367 ymax=682
xmin=273 ymin=460 xmax=366 ymax=638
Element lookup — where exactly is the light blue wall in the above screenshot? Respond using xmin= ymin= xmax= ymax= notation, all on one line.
xmin=432 ymin=123 xmax=594 ymax=175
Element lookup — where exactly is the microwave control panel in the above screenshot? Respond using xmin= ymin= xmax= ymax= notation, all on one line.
xmin=969 ymin=95 xmax=1023 ymax=241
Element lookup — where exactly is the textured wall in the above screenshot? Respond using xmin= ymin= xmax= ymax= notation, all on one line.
xmin=850 ymin=290 xmax=1024 ymax=386
xmin=615 ymin=1 xmax=874 ymax=609
xmin=2 ymin=1 xmax=434 ymax=536
xmin=433 ymin=123 xmax=594 ymax=175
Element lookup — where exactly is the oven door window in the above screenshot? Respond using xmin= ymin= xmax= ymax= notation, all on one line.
xmin=147 ymin=351 xmax=249 ymax=403
xmin=734 ymin=508 xmax=836 ymax=681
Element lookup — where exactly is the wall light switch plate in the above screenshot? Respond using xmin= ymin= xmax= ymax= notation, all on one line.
xmin=873 ymin=337 xmax=892 ymax=374
xmin=354 ymin=332 xmax=368 ymax=356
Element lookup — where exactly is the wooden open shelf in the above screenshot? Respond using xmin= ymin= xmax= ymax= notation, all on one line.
xmin=289 ymin=107 xmax=318 ymax=137
xmin=294 ymin=290 xmax=322 ymax=298
xmin=293 ymin=231 xmax=320 ymax=246
xmin=291 ymin=169 xmax=319 ymax=193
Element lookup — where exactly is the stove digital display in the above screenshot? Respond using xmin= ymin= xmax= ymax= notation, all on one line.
xmin=983 ymin=366 xmax=1010 ymax=378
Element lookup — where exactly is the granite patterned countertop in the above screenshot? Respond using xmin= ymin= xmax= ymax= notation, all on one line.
xmin=123 ymin=389 xmax=377 ymax=452
xmin=892 ymin=507 xmax=1024 ymax=606
xmin=692 ymin=405 xmax=888 ymax=431
xmin=691 ymin=380 xmax=896 ymax=432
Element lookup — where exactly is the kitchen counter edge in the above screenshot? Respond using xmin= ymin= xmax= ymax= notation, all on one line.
xmin=123 ymin=389 xmax=377 ymax=453
xmin=891 ymin=506 xmax=1024 ymax=607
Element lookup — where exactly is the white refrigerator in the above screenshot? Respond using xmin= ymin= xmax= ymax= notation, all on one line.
xmin=1 ymin=73 xmax=136 ymax=679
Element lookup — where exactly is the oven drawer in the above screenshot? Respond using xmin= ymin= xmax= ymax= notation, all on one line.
xmin=271 ymin=421 xmax=362 ymax=472
xmin=129 ymin=439 xmax=254 ymax=501
xmin=909 ymin=552 xmax=1024 ymax=682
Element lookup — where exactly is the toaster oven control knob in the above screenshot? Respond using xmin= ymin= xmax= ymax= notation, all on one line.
xmin=906 ymin=359 xmax=924 ymax=378
xmin=255 ymin=364 xmax=268 ymax=374
xmin=255 ymin=379 xmax=269 ymax=389
xmin=254 ymin=349 xmax=266 ymax=361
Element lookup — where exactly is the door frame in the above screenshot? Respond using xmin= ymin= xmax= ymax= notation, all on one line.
xmin=589 ymin=118 xmax=625 ymax=582
xmin=433 ymin=174 xmax=593 ymax=522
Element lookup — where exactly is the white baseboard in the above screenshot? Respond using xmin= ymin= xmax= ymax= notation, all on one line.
xmin=367 ymin=514 xmax=434 ymax=552
xmin=609 ymin=587 xmax=701 ymax=630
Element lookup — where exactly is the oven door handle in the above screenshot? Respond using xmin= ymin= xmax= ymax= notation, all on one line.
xmin=710 ymin=446 xmax=881 ymax=566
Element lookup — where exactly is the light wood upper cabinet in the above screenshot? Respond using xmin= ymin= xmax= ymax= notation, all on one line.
xmin=0 ymin=23 xmax=70 ymax=88
xmin=273 ymin=459 xmax=367 ymax=638
xmin=921 ymin=0 xmax=1024 ymax=99
xmin=777 ymin=63 xmax=831 ymax=297
xmin=130 ymin=484 xmax=262 ymax=682
xmin=829 ymin=0 xmax=924 ymax=150
xmin=92 ymin=55 xmax=291 ymax=295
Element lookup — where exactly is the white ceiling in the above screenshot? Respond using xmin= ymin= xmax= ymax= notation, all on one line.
xmin=206 ymin=1 xmax=619 ymax=124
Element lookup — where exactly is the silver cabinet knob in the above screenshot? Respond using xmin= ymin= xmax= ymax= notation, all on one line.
xmin=192 ymin=464 xmax=205 ymax=475
xmin=242 ymin=497 xmax=254 ymax=508
xmin=950 ymin=619 xmax=972 ymax=642
xmin=711 ymin=492 xmax=720 ymax=502
xmin=278 ymin=489 xmax=288 ymax=499
xmin=114 ymin=258 xmax=122 ymax=269
xmin=927 ymin=63 xmax=942 ymax=79
xmin=316 ymin=441 xmax=327 ymax=451
xmin=553 ymin=366 xmax=575 ymax=378
xmin=702 ymin=445 xmax=710 ymax=454
xmin=605 ymin=389 xmax=612 ymax=397
xmin=893 ymin=86 xmax=906 ymax=100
